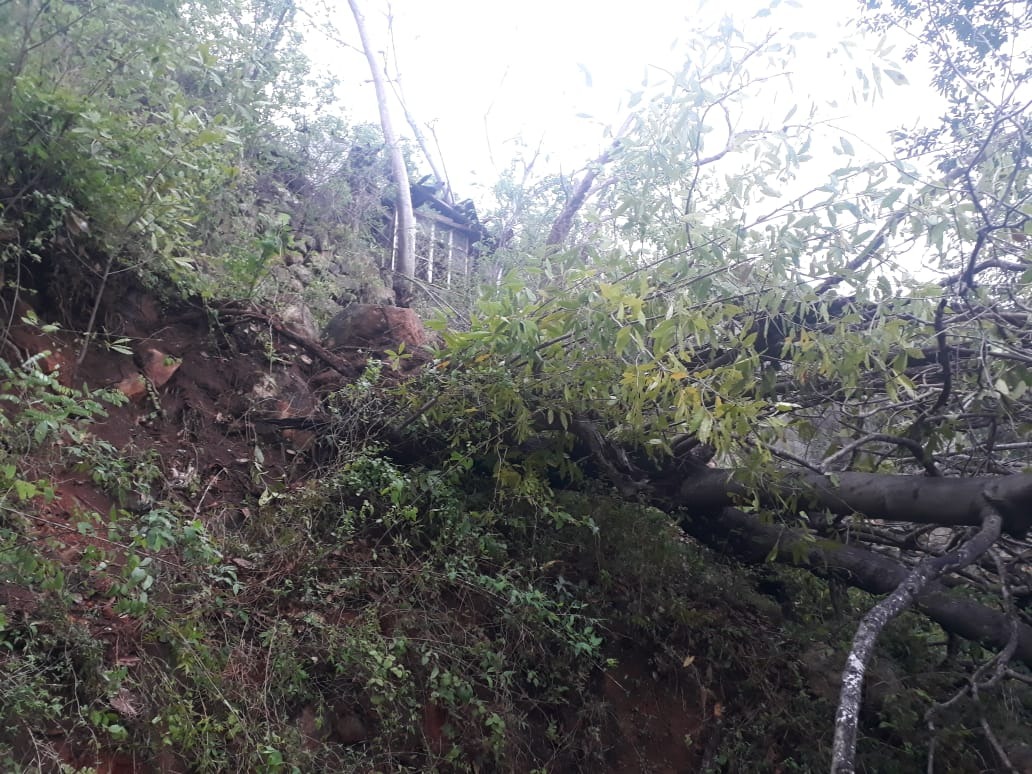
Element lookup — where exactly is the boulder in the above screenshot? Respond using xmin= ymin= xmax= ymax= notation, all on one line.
xmin=323 ymin=304 xmax=426 ymax=350
xmin=250 ymin=367 xmax=318 ymax=419
xmin=275 ymin=294 xmax=319 ymax=340
xmin=115 ymin=374 xmax=149 ymax=402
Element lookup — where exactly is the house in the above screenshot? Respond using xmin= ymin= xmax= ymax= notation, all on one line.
xmin=388 ymin=181 xmax=490 ymax=286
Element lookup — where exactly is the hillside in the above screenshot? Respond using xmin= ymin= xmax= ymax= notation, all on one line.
xmin=2 ymin=0 xmax=1031 ymax=772
xmin=2 ymin=238 xmax=1028 ymax=773
xmin=1 ymin=275 xmax=828 ymax=772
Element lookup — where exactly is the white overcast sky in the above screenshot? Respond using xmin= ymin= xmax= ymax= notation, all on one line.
xmin=307 ymin=0 xmax=944 ymax=199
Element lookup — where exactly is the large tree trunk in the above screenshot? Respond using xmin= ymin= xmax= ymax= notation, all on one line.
xmin=664 ymin=468 xmax=1032 ymax=537
xmin=678 ymin=505 xmax=1032 ymax=667
xmin=553 ymin=417 xmax=1032 ymax=666
xmin=347 ymin=0 xmax=415 ymax=306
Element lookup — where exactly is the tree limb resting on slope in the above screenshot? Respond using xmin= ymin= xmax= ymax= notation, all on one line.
xmin=674 ymin=505 xmax=1032 ymax=668
xmin=663 ymin=467 xmax=1032 ymax=537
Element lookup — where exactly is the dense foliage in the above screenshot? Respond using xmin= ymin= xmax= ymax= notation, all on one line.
xmin=0 ymin=0 xmax=1029 ymax=772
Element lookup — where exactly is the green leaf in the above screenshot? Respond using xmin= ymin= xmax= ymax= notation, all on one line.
xmin=881 ymin=188 xmax=904 ymax=210
xmin=615 ymin=325 xmax=633 ymax=355
xmin=13 ymin=479 xmax=38 ymax=501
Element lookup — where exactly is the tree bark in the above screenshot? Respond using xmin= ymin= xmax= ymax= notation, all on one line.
xmin=664 ymin=467 xmax=1032 ymax=537
xmin=829 ymin=506 xmax=1003 ymax=774
xmin=676 ymin=506 xmax=1032 ymax=668
xmin=546 ymin=119 xmax=631 ymax=248
xmin=347 ymin=0 xmax=415 ymax=306
xmin=546 ymin=161 xmax=606 ymax=249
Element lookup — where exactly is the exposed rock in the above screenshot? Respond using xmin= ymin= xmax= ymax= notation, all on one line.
xmin=365 ymin=283 xmax=396 ymax=306
xmin=799 ymin=645 xmax=902 ymax=711
xmin=275 ymin=294 xmax=319 ymax=340
xmin=296 ymin=703 xmax=373 ymax=748
xmin=5 ymin=301 xmax=74 ymax=384
xmin=323 ymin=304 xmax=426 ymax=350
xmin=296 ymin=704 xmax=328 ymax=749
xmin=115 ymin=374 xmax=148 ymax=402
xmin=250 ymin=367 xmax=318 ymax=420
xmin=268 ymin=266 xmax=304 ymax=294
xmin=324 ymin=254 xmax=394 ymax=305
xmin=108 ymin=687 xmax=140 ymax=719
xmin=289 ymin=264 xmax=313 ymax=286
xmin=281 ymin=427 xmax=315 ymax=453
xmin=332 ymin=709 xmax=368 ymax=745
xmin=39 ymin=349 xmax=71 ymax=380
xmin=799 ymin=645 xmax=841 ymax=703
xmin=120 ymin=288 xmax=162 ymax=328
xmin=138 ymin=348 xmax=181 ymax=388
xmin=259 ymin=246 xmax=394 ymax=309
xmin=306 ymin=251 xmax=333 ymax=271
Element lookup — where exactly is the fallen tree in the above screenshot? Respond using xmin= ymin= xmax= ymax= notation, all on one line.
xmin=529 ymin=416 xmax=1032 ymax=666
xmin=666 ymin=468 xmax=1032 ymax=538
xmin=677 ymin=504 xmax=1032 ymax=667
xmin=394 ymin=5 xmax=1032 ymax=768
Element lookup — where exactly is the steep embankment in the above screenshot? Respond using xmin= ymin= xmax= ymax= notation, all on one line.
xmin=3 ymin=285 xmax=764 ymax=772
xmin=3 ymin=282 xmax=991 ymax=772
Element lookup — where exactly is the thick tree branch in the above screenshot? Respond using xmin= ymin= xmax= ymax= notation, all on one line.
xmin=666 ymin=468 xmax=1032 ymax=537
xmin=561 ymin=424 xmax=1031 ymax=666
xmin=674 ymin=506 xmax=1032 ymax=668
xmin=546 ymin=118 xmax=632 ymax=248
xmin=568 ymin=416 xmax=649 ymax=497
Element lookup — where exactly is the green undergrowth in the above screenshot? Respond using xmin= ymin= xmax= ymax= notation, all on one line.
xmin=1 ymin=354 xmax=1026 ymax=772
xmin=0 ymin=353 xmax=806 ymax=771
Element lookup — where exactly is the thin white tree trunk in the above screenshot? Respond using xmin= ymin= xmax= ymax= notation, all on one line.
xmin=347 ymin=0 xmax=415 ymax=306
xmin=830 ymin=505 xmax=1004 ymax=773
xmin=383 ymin=17 xmax=453 ymax=202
